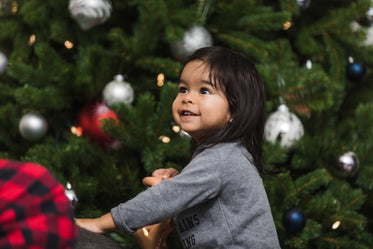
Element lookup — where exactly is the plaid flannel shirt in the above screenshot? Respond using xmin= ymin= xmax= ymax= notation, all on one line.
xmin=0 ymin=159 xmax=77 ymax=248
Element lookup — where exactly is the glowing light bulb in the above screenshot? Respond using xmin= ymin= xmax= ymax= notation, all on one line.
xmin=157 ymin=73 xmax=165 ymax=87
xmin=71 ymin=126 xmax=82 ymax=136
xmin=172 ymin=125 xmax=181 ymax=133
xmin=332 ymin=221 xmax=341 ymax=230
xmin=28 ymin=34 xmax=36 ymax=46
xmin=64 ymin=40 xmax=74 ymax=49
xmin=12 ymin=1 xmax=18 ymax=13
xmin=159 ymin=136 xmax=171 ymax=143
xmin=283 ymin=21 xmax=292 ymax=30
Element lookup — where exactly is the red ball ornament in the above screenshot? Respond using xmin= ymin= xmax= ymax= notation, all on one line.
xmin=78 ymin=101 xmax=120 ymax=149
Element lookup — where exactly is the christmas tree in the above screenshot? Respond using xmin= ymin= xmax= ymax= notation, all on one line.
xmin=1 ymin=0 xmax=373 ymax=248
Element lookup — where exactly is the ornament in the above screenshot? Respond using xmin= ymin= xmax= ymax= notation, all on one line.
xmin=264 ymin=104 xmax=304 ymax=149
xmin=296 ymin=0 xmax=311 ymax=10
xmin=179 ymin=129 xmax=191 ymax=139
xmin=336 ymin=151 xmax=360 ymax=177
xmin=78 ymin=101 xmax=120 ymax=149
xmin=19 ymin=113 xmax=48 ymax=141
xmin=346 ymin=60 xmax=367 ymax=81
xmin=103 ymin=75 xmax=134 ymax=107
xmin=0 ymin=51 xmax=8 ymax=76
xmin=282 ymin=208 xmax=307 ymax=233
xmin=68 ymin=0 xmax=112 ymax=30
xmin=171 ymin=25 xmax=213 ymax=61
xmin=64 ymin=182 xmax=78 ymax=207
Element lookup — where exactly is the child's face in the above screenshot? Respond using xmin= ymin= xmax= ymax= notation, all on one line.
xmin=172 ymin=60 xmax=231 ymax=143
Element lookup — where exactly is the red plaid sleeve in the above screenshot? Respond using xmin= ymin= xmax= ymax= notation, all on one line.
xmin=0 ymin=159 xmax=78 ymax=249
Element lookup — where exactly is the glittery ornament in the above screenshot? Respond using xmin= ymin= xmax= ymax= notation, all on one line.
xmin=19 ymin=113 xmax=48 ymax=141
xmin=103 ymin=75 xmax=134 ymax=107
xmin=68 ymin=0 xmax=112 ymax=30
xmin=264 ymin=104 xmax=304 ymax=149
xmin=282 ymin=208 xmax=307 ymax=233
xmin=65 ymin=182 xmax=78 ymax=207
xmin=336 ymin=151 xmax=359 ymax=177
xmin=78 ymin=101 xmax=120 ymax=149
xmin=171 ymin=25 xmax=213 ymax=61
xmin=0 ymin=51 xmax=8 ymax=76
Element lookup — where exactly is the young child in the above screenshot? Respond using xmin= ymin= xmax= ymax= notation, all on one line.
xmin=76 ymin=46 xmax=281 ymax=248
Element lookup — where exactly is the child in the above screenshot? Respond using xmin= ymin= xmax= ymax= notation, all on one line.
xmin=76 ymin=46 xmax=281 ymax=248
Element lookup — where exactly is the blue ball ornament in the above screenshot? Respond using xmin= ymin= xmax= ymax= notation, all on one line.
xmin=282 ymin=208 xmax=307 ymax=233
xmin=346 ymin=61 xmax=367 ymax=82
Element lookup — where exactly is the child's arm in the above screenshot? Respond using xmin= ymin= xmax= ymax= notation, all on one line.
xmin=75 ymin=168 xmax=179 ymax=235
xmin=75 ymin=212 xmax=117 ymax=234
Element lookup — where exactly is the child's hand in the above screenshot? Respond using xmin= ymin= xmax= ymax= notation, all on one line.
xmin=75 ymin=213 xmax=117 ymax=234
xmin=75 ymin=218 xmax=105 ymax=234
xmin=133 ymin=218 xmax=175 ymax=249
xmin=142 ymin=168 xmax=179 ymax=187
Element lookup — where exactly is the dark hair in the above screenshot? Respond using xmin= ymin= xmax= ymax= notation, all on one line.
xmin=183 ymin=46 xmax=266 ymax=173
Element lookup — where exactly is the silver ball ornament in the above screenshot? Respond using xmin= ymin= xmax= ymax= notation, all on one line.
xmin=103 ymin=75 xmax=134 ymax=107
xmin=171 ymin=25 xmax=213 ymax=61
xmin=19 ymin=113 xmax=48 ymax=141
xmin=68 ymin=0 xmax=112 ymax=30
xmin=65 ymin=182 xmax=79 ymax=207
xmin=296 ymin=0 xmax=311 ymax=10
xmin=264 ymin=104 xmax=304 ymax=149
xmin=336 ymin=151 xmax=359 ymax=177
xmin=0 ymin=51 xmax=8 ymax=76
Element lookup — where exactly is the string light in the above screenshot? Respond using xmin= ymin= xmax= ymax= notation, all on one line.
xmin=159 ymin=136 xmax=171 ymax=143
xmin=64 ymin=40 xmax=74 ymax=49
xmin=283 ymin=21 xmax=292 ymax=30
xmin=71 ymin=126 xmax=82 ymax=136
xmin=157 ymin=73 xmax=165 ymax=87
xmin=172 ymin=125 xmax=181 ymax=133
xmin=12 ymin=1 xmax=18 ymax=13
xmin=28 ymin=34 xmax=36 ymax=46
xmin=332 ymin=221 xmax=341 ymax=230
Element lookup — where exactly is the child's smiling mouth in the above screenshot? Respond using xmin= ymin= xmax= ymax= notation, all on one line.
xmin=180 ymin=110 xmax=198 ymax=116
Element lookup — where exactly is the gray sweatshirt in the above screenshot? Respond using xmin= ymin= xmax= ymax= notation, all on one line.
xmin=111 ymin=141 xmax=281 ymax=249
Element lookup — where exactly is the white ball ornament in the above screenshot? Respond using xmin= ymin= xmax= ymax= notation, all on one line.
xmin=171 ymin=25 xmax=213 ymax=61
xmin=103 ymin=75 xmax=134 ymax=107
xmin=264 ymin=104 xmax=304 ymax=149
xmin=19 ymin=113 xmax=48 ymax=141
xmin=0 ymin=51 xmax=8 ymax=76
xmin=68 ymin=0 xmax=112 ymax=30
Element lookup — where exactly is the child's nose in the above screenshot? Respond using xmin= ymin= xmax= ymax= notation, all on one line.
xmin=182 ymin=94 xmax=194 ymax=104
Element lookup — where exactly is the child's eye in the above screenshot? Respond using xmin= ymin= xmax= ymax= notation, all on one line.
xmin=200 ymin=87 xmax=211 ymax=94
xmin=179 ymin=87 xmax=188 ymax=93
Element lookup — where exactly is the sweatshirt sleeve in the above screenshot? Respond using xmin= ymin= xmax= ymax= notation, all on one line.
xmin=111 ymin=148 xmax=222 ymax=234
